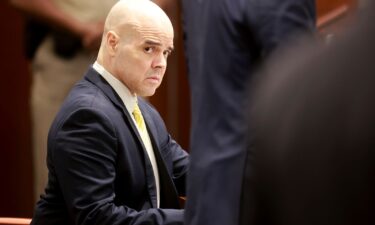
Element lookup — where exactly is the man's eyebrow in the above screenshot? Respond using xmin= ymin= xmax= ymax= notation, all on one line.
xmin=168 ymin=46 xmax=174 ymax=52
xmin=145 ymin=40 xmax=174 ymax=52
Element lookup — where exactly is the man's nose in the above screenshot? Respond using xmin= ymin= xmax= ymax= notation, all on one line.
xmin=152 ymin=53 xmax=167 ymax=69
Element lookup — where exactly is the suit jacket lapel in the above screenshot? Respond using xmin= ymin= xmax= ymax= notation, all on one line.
xmin=85 ymin=68 xmax=159 ymax=208
xmin=141 ymin=101 xmax=181 ymax=209
xmin=85 ymin=68 xmax=144 ymax=147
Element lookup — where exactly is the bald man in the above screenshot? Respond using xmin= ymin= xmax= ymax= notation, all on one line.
xmin=30 ymin=1 xmax=189 ymax=224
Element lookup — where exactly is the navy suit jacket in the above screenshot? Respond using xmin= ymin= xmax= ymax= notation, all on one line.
xmin=182 ymin=0 xmax=315 ymax=225
xmin=31 ymin=67 xmax=189 ymax=225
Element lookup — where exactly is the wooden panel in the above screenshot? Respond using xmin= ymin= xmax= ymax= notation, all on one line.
xmin=316 ymin=0 xmax=358 ymax=35
xmin=316 ymin=0 xmax=357 ymax=17
xmin=0 ymin=217 xmax=31 ymax=225
xmin=0 ymin=1 xmax=34 ymax=218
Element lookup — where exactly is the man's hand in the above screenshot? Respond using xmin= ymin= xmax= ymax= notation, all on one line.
xmin=80 ymin=22 xmax=104 ymax=52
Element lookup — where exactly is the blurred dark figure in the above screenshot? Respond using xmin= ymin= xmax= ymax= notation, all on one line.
xmin=240 ymin=2 xmax=375 ymax=225
xmin=182 ymin=1 xmax=316 ymax=224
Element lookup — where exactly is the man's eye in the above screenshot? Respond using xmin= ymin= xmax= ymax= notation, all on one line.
xmin=163 ymin=51 xmax=171 ymax=58
xmin=144 ymin=47 xmax=153 ymax=53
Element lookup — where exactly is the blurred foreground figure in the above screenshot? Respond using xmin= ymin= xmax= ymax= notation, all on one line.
xmin=182 ymin=0 xmax=316 ymax=224
xmin=240 ymin=2 xmax=375 ymax=225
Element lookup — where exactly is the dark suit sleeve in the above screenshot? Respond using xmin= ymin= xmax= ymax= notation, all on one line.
xmin=160 ymin=133 xmax=189 ymax=196
xmin=147 ymin=103 xmax=189 ymax=197
xmin=50 ymin=107 xmax=184 ymax=225
xmin=246 ymin=0 xmax=316 ymax=57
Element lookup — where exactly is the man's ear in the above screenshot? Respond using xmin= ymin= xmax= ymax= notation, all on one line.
xmin=106 ymin=31 xmax=119 ymax=56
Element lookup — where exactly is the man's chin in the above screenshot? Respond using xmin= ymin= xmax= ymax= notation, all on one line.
xmin=138 ymin=89 xmax=157 ymax=97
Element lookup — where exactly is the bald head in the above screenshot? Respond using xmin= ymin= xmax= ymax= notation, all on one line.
xmin=104 ymin=0 xmax=172 ymax=34
xmin=96 ymin=0 xmax=174 ymax=97
xmin=97 ymin=0 xmax=173 ymax=61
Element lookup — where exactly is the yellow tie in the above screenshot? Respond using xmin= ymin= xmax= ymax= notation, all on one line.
xmin=132 ymin=103 xmax=146 ymax=132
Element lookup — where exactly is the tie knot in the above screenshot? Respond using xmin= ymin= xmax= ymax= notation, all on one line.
xmin=132 ymin=103 xmax=146 ymax=132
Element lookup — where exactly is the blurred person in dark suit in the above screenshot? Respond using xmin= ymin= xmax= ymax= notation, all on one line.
xmin=181 ymin=0 xmax=316 ymax=224
xmin=10 ymin=0 xmax=117 ymax=200
xmin=240 ymin=2 xmax=375 ymax=224
xmin=30 ymin=0 xmax=189 ymax=224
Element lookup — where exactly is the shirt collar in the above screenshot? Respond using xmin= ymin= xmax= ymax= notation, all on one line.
xmin=92 ymin=61 xmax=137 ymax=113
